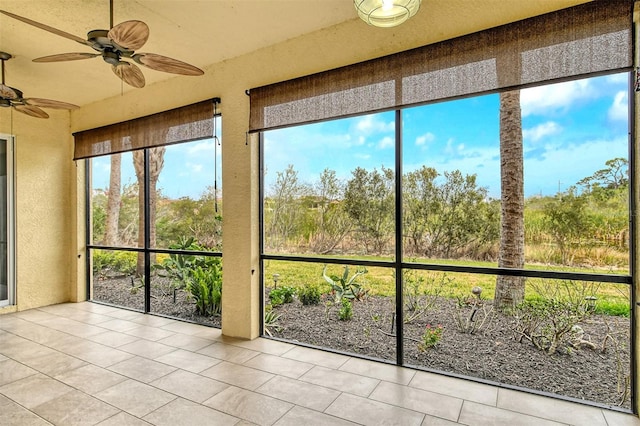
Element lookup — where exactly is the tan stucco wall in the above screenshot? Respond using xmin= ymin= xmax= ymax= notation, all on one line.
xmin=0 ymin=107 xmax=75 ymax=310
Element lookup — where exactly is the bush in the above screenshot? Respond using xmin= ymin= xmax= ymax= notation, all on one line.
xmin=93 ymin=249 xmax=137 ymax=276
xmin=185 ymin=263 xmax=222 ymax=316
xmin=269 ymin=286 xmax=296 ymax=306
xmin=299 ymin=284 xmax=322 ymax=305
xmin=338 ymin=298 xmax=353 ymax=321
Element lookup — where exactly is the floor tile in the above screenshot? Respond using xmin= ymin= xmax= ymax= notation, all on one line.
xmin=60 ymin=339 xmax=135 ymax=367
xmin=154 ymin=348 xmax=221 ymax=373
xmin=160 ymin=320 xmax=208 ymax=335
xmin=150 ymin=369 xmax=228 ymax=403
xmin=0 ymin=394 xmax=52 ymax=426
xmin=43 ymin=317 xmax=107 ymax=338
xmin=96 ymin=411 xmax=152 ymax=426
xmin=497 ymin=388 xmax=608 ymax=425
xmin=256 ymin=375 xmax=340 ymax=411
xmin=197 ymin=342 xmax=260 ymax=364
xmin=128 ymin=314 xmax=176 ymax=328
xmin=118 ymin=339 xmax=177 ymax=359
xmin=325 ymin=392 xmax=425 ymax=426
xmin=20 ymin=350 xmax=88 ymax=377
xmin=86 ymin=330 xmax=140 ymax=347
xmin=55 ymin=364 xmax=127 ymax=394
xmin=0 ymin=373 xmax=74 ymax=409
xmin=204 ymin=386 xmax=293 ymax=426
xmin=340 ymin=357 xmax=415 ymax=385
xmin=274 ymin=406 xmax=358 ymax=425
xmin=97 ymin=318 xmax=142 ymax=332
xmin=602 ymin=410 xmax=640 ymax=426
xmin=108 ymin=356 xmax=177 ymax=383
xmin=226 ymin=336 xmax=295 ymax=356
xmin=369 ymin=380 xmax=463 ymax=421
xmin=281 ymin=345 xmax=350 ymax=369
xmin=243 ymin=353 xmax=314 ymax=379
xmin=32 ymin=389 xmax=120 ymax=426
xmin=409 ymin=370 xmax=498 ymax=405
xmin=143 ymin=397 xmax=239 ymax=426
xmin=62 ymin=311 xmax=114 ymax=325
xmin=95 ymin=379 xmax=176 ymax=418
xmin=124 ymin=325 xmax=176 ymax=341
xmin=157 ymin=332 xmax=213 ymax=351
xmin=13 ymin=308 xmax=59 ymax=323
xmin=192 ymin=327 xmax=223 ymax=340
xmin=0 ymin=359 xmax=38 ymax=386
xmin=200 ymin=361 xmax=274 ymax=390
xmin=299 ymin=365 xmax=380 ymax=397
xmin=459 ymin=400 xmax=565 ymax=425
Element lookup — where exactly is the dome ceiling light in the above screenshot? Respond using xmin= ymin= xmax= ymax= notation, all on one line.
xmin=354 ymin=0 xmax=422 ymax=28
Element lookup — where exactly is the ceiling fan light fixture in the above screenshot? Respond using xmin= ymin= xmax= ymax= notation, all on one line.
xmin=354 ymin=0 xmax=422 ymax=28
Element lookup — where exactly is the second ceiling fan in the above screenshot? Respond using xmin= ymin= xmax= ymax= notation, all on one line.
xmin=0 ymin=0 xmax=204 ymax=88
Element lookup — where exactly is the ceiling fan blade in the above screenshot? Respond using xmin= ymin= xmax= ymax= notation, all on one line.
xmin=13 ymin=104 xmax=49 ymax=119
xmin=0 ymin=9 xmax=91 ymax=47
xmin=132 ymin=53 xmax=204 ymax=76
xmin=25 ymin=98 xmax=79 ymax=110
xmin=108 ymin=20 xmax=149 ymax=51
xmin=33 ymin=53 xmax=99 ymax=63
xmin=112 ymin=62 xmax=145 ymax=88
xmin=0 ymin=84 xmax=18 ymax=99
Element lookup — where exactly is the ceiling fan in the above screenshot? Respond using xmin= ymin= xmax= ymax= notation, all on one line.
xmin=0 ymin=0 xmax=204 ymax=88
xmin=0 ymin=52 xmax=79 ymax=119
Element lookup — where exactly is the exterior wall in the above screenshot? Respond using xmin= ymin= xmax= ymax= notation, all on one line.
xmin=0 ymin=108 xmax=75 ymax=310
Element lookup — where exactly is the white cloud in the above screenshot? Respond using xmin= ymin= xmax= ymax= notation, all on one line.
xmin=378 ymin=136 xmax=394 ymax=149
xmin=416 ymin=132 xmax=435 ymax=146
xmin=608 ymin=91 xmax=628 ymax=122
xmin=354 ymin=114 xmax=394 ymax=134
xmin=523 ymin=121 xmax=562 ymax=142
xmin=521 ymin=79 xmax=593 ymax=117
xmin=187 ymin=140 xmax=216 ymax=155
xmin=187 ymin=162 xmax=203 ymax=173
xmin=605 ymin=73 xmax=629 ymax=85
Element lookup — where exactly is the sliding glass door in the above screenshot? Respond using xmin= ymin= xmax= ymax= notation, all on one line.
xmin=0 ymin=135 xmax=14 ymax=307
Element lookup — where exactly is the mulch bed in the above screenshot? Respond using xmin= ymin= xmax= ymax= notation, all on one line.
xmin=92 ymin=275 xmax=631 ymax=410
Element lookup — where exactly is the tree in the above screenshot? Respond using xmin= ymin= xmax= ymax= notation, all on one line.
xmin=495 ymin=90 xmax=525 ymax=311
xmin=309 ymin=168 xmax=351 ymax=254
xmin=266 ymin=165 xmax=307 ymax=250
xmin=104 ymin=153 xmax=121 ymax=246
xmin=343 ymin=166 xmax=394 ymax=255
xmin=543 ymin=189 xmax=590 ymax=264
xmin=403 ymin=166 xmax=498 ymax=259
xmin=577 ymin=157 xmax=628 ymax=192
xmin=133 ymin=147 xmax=166 ymax=276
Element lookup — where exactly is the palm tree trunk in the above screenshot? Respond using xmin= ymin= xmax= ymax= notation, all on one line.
xmin=104 ymin=153 xmax=121 ymax=246
xmin=495 ymin=90 xmax=525 ymax=311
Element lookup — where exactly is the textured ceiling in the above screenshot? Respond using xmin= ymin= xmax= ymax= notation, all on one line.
xmin=0 ymin=0 xmax=590 ymax=108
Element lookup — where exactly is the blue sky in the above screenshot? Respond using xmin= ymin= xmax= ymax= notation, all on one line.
xmin=92 ymin=120 xmax=222 ymax=200
xmin=265 ymin=72 xmax=629 ymax=199
xmin=93 ymin=73 xmax=628 ymax=200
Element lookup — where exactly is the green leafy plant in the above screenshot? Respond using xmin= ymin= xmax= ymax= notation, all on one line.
xmin=269 ymin=286 xmax=296 ymax=306
xmin=338 ymin=298 xmax=353 ymax=321
xmin=264 ymin=305 xmax=282 ymax=337
xmin=418 ymin=324 xmax=443 ymax=350
xmin=93 ymin=249 xmax=137 ymax=276
xmin=185 ymin=264 xmax=222 ymax=316
xmin=322 ymin=265 xmax=368 ymax=303
xmin=299 ymin=284 xmax=322 ymax=305
xmin=154 ymin=237 xmax=220 ymax=291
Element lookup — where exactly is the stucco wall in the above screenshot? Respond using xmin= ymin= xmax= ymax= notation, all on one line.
xmin=0 ymin=107 xmax=74 ymax=310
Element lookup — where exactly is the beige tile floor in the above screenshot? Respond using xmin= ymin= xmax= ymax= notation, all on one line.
xmin=0 ymin=302 xmax=638 ymax=426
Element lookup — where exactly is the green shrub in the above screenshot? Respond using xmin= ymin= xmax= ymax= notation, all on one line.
xmin=93 ymin=249 xmax=137 ymax=276
xmin=338 ymin=298 xmax=353 ymax=321
xmin=269 ymin=286 xmax=296 ymax=306
xmin=299 ymin=284 xmax=322 ymax=305
xmin=186 ymin=263 xmax=222 ymax=316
